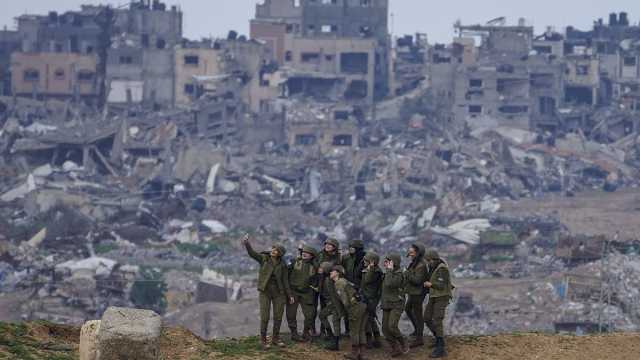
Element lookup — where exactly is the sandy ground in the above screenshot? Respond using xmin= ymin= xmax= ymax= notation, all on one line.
xmin=2 ymin=322 xmax=639 ymax=360
xmin=500 ymin=187 xmax=640 ymax=240
xmin=221 ymin=333 xmax=640 ymax=360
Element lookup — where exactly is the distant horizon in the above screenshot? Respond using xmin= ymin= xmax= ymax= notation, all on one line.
xmin=2 ymin=0 xmax=640 ymax=44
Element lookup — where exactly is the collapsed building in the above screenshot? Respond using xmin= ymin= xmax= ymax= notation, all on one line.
xmin=250 ymin=0 xmax=390 ymax=105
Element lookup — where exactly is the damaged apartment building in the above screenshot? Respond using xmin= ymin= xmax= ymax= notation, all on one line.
xmin=249 ymin=0 xmax=390 ymax=155
xmin=446 ymin=18 xmax=565 ymax=131
xmin=9 ymin=1 xmax=182 ymax=106
xmin=427 ymin=13 xmax=640 ymax=138
xmin=0 ymin=28 xmax=21 ymax=96
xmin=250 ymin=0 xmax=390 ymax=105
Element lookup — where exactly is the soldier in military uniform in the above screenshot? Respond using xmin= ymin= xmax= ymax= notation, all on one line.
xmin=330 ymin=265 xmax=369 ymax=360
xmin=287 ymin=245 xmax=319 ymax=342
xmin=242 ymin=234 xmax=294 ymax=349
xmin=318 ymin=238 xmax=342 ymax=266
xmin=316 ymin=238 xmax=345 ymax=338
xmin=317 ymin=261 xmax=342 ymax=351
xmin=342 ymin=239 xmax=366 ymax=287
xmin=361 ymin=252 xmax=383 ymax=349
xmin=381 ymin=253 xmax=409 ymax=357
xmin=404 ymin=243 xmax=429 ymax=347
xmin=423 ymin=249 xmax=453 ymax=358
xmin=340 ymin=239 xmax=366 ymax=335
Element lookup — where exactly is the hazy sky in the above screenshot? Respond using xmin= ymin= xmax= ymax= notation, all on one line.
xmin=2 ymin=1 xmax=640 ymax=43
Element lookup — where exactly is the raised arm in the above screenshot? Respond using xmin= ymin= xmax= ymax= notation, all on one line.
xmin=242 ymin=234 xmax=264 ymax=264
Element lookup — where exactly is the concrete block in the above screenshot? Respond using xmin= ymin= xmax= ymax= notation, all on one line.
xmin=96 ymin=307 xmax=162 ymax=360
xmin=79 ymin=320 xmax=101 ymax=360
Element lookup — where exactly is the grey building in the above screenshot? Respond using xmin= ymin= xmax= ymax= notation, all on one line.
xmin=0 ymin=29 xmax=21 ymax=95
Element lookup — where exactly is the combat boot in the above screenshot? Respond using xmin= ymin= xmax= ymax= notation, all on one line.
xmin=358 ymin=345 xmax=369 ymax=360
xmin=303 ymin=327 xmax=317 ymax=342
xmin=389 ymin=340 xmax=402 ymax=358
xmin=344 ymin=344 xmax=360 ymax=360
xmin=430 ymin=337 xmax=447 ymax=358
xmin=372 ymin=333 xmax=383 ymax=349
xmin=260 ymin=333 xmax=270 ymax=350
xmin=365 ymin=333 xmax=374 ymax=349
xmin=409 ymin=336 xmax=424 ymax=348
xmin=290 ymin=329 xmax=303 ymax=342
xmin=271 ymin=334 xmax=286 ymax=348
xmin=325 ymin=336 xmax=340 ymax=351
xmin=398 ymin=336 xmax=410 ymax=354
xmin=324 ymin=327 xmax=335 ymax=342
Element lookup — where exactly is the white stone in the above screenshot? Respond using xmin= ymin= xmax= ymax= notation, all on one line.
xmin=80 ymin=320 xmax=101 ymax=360
xmin=96 ymin=307 xmax=162 ymax=360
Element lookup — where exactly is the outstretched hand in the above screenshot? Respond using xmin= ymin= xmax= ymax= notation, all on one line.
xmin=242 ymin=233 xmax=250 ymax=246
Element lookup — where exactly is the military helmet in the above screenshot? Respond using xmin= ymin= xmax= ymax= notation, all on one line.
xmin=424 ymin=249 xmax=440 ymax=260
xmin=331 ymin=265 xmax=346 ymax=276
xmin=272 ymin=244 xmax=287 ymax=257
xmin=385 ymin=253 xmax=401 ymax=266
xmin=301 ymin=245 xmax=318 ymax=258
xmin=348 ymin=239 xmax=365 ymax=249
xmin=364 ymin=252 xmax=380 ymax=264
xmin=324 ymin=238 xmax=340 ymax=249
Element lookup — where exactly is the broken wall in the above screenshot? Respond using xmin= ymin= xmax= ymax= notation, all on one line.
xmin=174 ymin=48 xmax=223 ymax=105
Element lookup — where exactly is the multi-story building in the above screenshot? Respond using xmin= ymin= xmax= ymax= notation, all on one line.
xmin=106 ymin=1 xmax=182 ymax=106
xmin=448 ymin=19 xmax=565 ymax=130
xmin=10 ymin=52 xmax=98 ymax=100
xmin=13 ymin=1 xmax=182 ymax=105
xmin=0 ymin=29 xmax=21 ymax=95
xmin=251 ymin=0 xmax=389 ymax=103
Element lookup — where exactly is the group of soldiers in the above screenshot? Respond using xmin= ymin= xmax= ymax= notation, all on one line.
xmin=242 ymin=234 xmax=453 ymax=359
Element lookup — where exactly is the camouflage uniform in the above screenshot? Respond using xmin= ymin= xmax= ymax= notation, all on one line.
xmin=286 ymin=246 xmax=319 ymax=340
xmin=318 ymin=262 xmax=342 ymax=350
xmin=333 ymin=266 xmax=368 ymax=360
xmin=405 ymin=243 xmax=429 ymax=346
xmin=361 ymin=252 xmax=383 ymax=348
xmin=341 ymin=239 xmax=366 ymax=287
xmin=316 ymin=238 xmax=345 ymax=335
xmin=245 ymin=242 xmax=291 ymax=346
xmin=381 ymin=253 xmax=408 ymax=356
xmin=423 ymin=250 xmax=453 ymax=358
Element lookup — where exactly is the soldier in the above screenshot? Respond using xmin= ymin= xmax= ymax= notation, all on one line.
xmin=286 ymin=245 xmax=319 ymax=342
xmin=361 ymin=252 xmax=383 ymax=349
xmin=317 ymin=261 xmax=343 ymax=351
xmin=404 ymin=243 xmax=429 ymax=347
xmin=242 ymin=234 xmax=294 ymax=349
xmin=331 ymin=265 xmax=369 ymax=360
xmin=381 ymin=253 xmax=408 ymax=357
xmin=341 ymin=239 xmax=366 ymax=335
xmin=423 ymin=249 xmax=453 ymax=358
xmin=316 ymin=238 xmax=346 ymax=336
xmin=318 ymin=238 xmax=342 ymax=266
xmin=342 ymin=239 xmax=366 ymax=287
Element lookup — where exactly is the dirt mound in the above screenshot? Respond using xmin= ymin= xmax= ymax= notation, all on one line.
xmin=1 ymin=322 xmax=639 ymax=360
xmin=0 ymin=322 xmax=79 ymax=359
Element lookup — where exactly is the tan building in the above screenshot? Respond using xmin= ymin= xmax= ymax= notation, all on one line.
xmin=565 ymin=55 xmax=600 ymax=106
xmin=283 ymin=101 xmax=360 ymax=155
xmin=11 ymin=52 xmax=98 ymax=99
xmin=174 ymin=48 xmax=224 ymax=104
xmin=281 ymin=37 xmax=377 ymax=104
